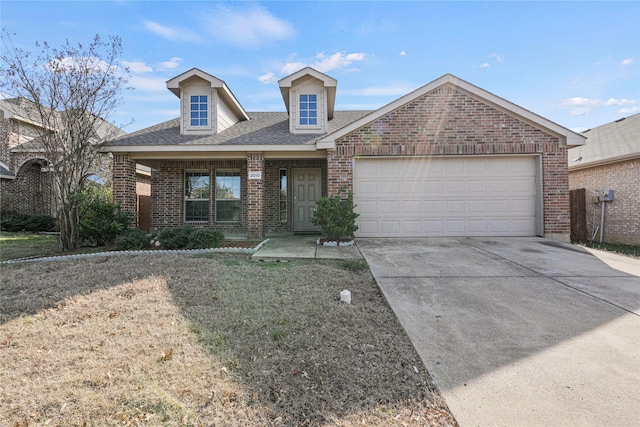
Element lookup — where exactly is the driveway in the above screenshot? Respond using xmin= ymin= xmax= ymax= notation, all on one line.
xmin=357 ymin=237 xmax=640 ymax=427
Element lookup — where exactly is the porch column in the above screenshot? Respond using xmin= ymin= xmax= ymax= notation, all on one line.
xmin=112 ymin=153 xmax=137 ymax=216
xmin=246 ymin=152 xmax=265 ymax=239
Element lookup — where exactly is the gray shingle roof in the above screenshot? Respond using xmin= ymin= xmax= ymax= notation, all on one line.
xmin=105 ymin=111 xmax=372 ymax=147
xmin=569 ymin=113 xmax=640 ymax=169
xmin=0 ymin=163 xmax=15 ymax=179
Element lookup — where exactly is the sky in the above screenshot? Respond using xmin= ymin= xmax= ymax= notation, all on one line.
xmin=2 ymin=1 xmax=639 ymax=133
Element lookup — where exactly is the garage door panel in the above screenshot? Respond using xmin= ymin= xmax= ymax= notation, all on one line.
xmin=354 ymin=157 xmax=537 ymax=237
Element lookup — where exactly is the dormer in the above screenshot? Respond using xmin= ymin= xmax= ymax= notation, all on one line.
xmin=166 ymin=68 xmax=249 ymax=136
xmin=278 ymin=67 xmax=337 ymax=134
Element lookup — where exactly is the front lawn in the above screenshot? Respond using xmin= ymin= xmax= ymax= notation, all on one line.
xmin=0 ymin=254 xmax=457 ymax=426
xmin=0 ymin=231 xmax=59 ymax=262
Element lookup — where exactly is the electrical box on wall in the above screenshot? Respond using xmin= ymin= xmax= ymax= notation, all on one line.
xmin=598 ymin=190 xmax=614 ymax=202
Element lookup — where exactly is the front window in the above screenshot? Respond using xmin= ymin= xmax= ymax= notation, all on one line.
xmin=216 ymin=170 xmax=241 ymax=222
xmin=185 ymin=171 xmax=210 ymax=222
xmin=279 ymin=169 xmax=287 ymax=222
xmin=299 ymin=94 xmax=317 ymax=126
xmin=190 ymin=95 xmax=208 ymax=127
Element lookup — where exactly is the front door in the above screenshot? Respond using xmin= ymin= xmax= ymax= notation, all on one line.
xmin=293 ymin=168 xmax=321 ymax=232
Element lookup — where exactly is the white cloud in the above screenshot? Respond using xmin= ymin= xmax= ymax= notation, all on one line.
xmin=489 ymin=53 xmax=505 ymax=63
xmin=605 ymin=98 xmax=636 ymax=106
xmin=619 ymin=106 xmax=640 ymax=114
xmin=258 ymin=71 xmax=277 ymax=84
xmin=143 ymin=20 xmax=200 ymax=43
xmin=278 ymin=51 xmax=367 ymax=76
xmin=480 ymin=62 xmax=490 ymax=68
xmin=122 ymin=60 xmax=153 ymax=73
xmin=561 ymin=96 xmax=638 ymax=116
xmin=157 ymin=57 xmax=182 ymax=71
xmin=280 ymin=61 xmax=307 ymax=76
xmin=128 ymin=75 xmax=169 ymax=93
xmin=342 ymin=83 xmax=416 ymax=97
xmin=621 ymin=58 xmax=633 ymax=66
xmin=201 ymin=5 xmax=294 ymax=48
xmin=399 ymin=50 xmax=406 ymax=56
xmin=47 ymin=56 xmax=116 ymax=73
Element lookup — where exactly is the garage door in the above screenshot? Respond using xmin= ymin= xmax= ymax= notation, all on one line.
xmin=353 ymin=156 xmax=538 ymax=237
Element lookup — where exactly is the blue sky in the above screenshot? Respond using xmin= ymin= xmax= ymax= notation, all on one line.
xmin=2 ymin=1 xmax=638 ymax=133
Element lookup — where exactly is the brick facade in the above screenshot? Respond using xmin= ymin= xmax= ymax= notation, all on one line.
xmin=1 ymin=108 xmax=114 ymax=216
xmin=246 ymin=152 xmax=265 ymax=238
xmin=327 ymin=84 xmax=569 ymax=239
xmin=112 ymin=153 xmax=137 ymax=213
xmin=569 ymin=159 xmax=640 ymax=245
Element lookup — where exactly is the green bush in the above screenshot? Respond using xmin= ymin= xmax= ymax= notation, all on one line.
xmin=0 ymin=213 xmax=56 ymax=232
xmin=114 ymin=228 xmax=150 ymax=251
xmin=76 ymin=186 xmax=136 ymax=246
xmin=157 ymin=226 xmax=195 ymax=249
xmin=187 ymin=229 xmax=224 ymax=249
xmin=311 ymin=187 xmax=359 ymax=242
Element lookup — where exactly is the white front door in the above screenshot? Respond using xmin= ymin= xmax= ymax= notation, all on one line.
xmin=293 ymin=168 xmax=321 ymax=232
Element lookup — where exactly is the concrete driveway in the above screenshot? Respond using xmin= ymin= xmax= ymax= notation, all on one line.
xmin=357 ymin=237 xmax=640 ymax=427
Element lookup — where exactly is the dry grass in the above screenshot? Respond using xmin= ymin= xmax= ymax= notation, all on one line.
xmin=0 ymin=253 xmax=457 ymax=426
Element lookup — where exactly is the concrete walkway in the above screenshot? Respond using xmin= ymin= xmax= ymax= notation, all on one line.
xmin=252 ymin=235 xmax=363 ymax=261
xmin=358 ymin=237 xmax=640 ymax=427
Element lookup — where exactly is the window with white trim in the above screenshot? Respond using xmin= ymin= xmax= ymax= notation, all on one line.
xmin=279 ymin=169 xmax=287 ymax=222
xmin=299 ymin=94 xmax=317 ymax=126
xmin=216 ymin=170 xmax=241 ymax=222
xmin=185 ymin=171 xmax=210 ymax=222
xmin=190 ymin=95 xmax=208 ymax=127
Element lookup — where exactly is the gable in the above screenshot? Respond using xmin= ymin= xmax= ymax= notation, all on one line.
xmin=338 ymin=84 xmax=561 ymax=148
xmin=318 ymin=74 xmax=585 ymax=149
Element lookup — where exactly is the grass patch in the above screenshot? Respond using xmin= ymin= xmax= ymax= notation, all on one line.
xmin=0 ymin=231 xmax=59 ymax=261
xmin=576 ymin=241 xmax=640 ymax=258
xmin=0 ymin=254 xmax=457 ymax=426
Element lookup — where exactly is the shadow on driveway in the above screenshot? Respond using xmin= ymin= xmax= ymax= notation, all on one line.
xmin=357 ymin=237 xmax=640 ymax=427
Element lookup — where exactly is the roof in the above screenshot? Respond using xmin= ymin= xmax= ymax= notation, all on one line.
xmin=104 ymin=110 xmax=371 ymax=152
xmin=569 ymin=113 xmax=640 ymax=170
xmin=0 ymin=162 xmax=15 ymax=180
xmin=1 ymin=97 xmax=126 ymax=153
xmin=318 ymin=74 xmax=586 ymax=149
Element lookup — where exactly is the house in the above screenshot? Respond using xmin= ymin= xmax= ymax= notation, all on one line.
xmin=0 ymin=97 xmax=148 ymax=218
xmin=569 ymin=113 xmax=640 ymax=245
xmin=103 ymin=67 xmax=585 ymax=241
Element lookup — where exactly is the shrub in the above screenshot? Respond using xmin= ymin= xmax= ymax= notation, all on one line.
xmin=76 ymin=186 xmax=136 ymax=246
xmin=114 ymin=228 xmax=150 ymax=251
xmin=157 ymin=226 xmax=195 ymax=249
xmin=311 ymin=187 xmax=359 ymax=242
xmin=0 ymin=213 xmax=56 ymax=232
xmin=187 ymin=229 xmax=224 ymax=249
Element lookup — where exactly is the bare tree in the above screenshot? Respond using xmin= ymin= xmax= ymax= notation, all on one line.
xmin=1 ymin=30 xmax=130 ymax=250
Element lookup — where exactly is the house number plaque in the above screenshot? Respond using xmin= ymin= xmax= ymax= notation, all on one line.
xmin=248 ymin=171 xmax=262 ymax=180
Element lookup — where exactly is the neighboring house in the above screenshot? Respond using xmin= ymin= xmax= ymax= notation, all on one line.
xmin=103 ymin=67 xmax=585 ymax=241
xmin=0 ymin=97 xmax=142 ymax=218
xmin=569 ymin=113 xmax=640 ymax=245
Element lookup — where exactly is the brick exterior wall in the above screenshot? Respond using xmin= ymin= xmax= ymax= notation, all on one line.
xmin=569 ymin=158 xmax=640 ymax=245
xmin=136 ymin=173 xmax=151 ymax=197
xmin=246 ymin=153 xmax=264 ymax=238
xmin=1 ymin=111 xmax=113 ymax=216
xmin=327 ymin=84 xmax=570 ymax=239
xmin=150 ymin=159 xmax=249 ymax=236
xmin=112 ymin=154 xmax=137 ymax=214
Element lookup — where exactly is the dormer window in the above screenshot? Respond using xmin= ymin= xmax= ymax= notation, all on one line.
xmin=190 ymin=95 xmax=209 ymax=127
xmin=299 ymin=94 xmax=318 ymax=126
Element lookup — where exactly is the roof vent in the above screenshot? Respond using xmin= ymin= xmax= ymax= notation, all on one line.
xmin=614 ymin=117 xmax=626 ymax=123
xmin=583 ymin=129 xmax=591 ymax=133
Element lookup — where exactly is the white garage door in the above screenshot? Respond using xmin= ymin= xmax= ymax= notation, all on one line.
xmin=353 ymin=156 xmax=538 ymax=237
